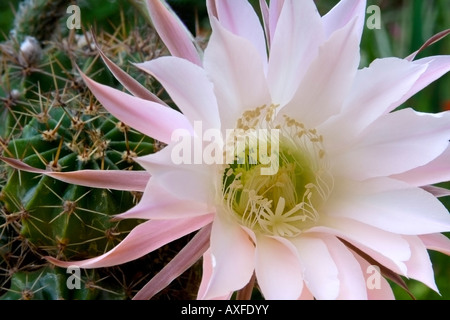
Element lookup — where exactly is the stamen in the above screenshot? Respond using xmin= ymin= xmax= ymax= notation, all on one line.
xmin=221 ymin=105 xmax=334 ymax=238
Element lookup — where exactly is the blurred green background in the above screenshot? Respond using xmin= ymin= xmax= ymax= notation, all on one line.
xmin=0 ymin=0 xmax=449 ymax=300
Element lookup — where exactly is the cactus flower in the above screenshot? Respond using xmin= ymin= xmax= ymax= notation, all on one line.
xmin=3 ymin=0 xmax=450 ymax=300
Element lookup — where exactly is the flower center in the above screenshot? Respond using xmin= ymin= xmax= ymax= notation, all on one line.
xmin=221 ymin=105 xmax=334 ymax=237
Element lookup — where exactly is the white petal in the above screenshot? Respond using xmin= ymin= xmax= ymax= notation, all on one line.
xmin=328 ymin=177 xmax=450 ymax=235
xmin=321 ymin=235 xmax=368 ymax=299
xmin=395 ymin=56 xmax=450 ymax=107
xmin=352 ymin=252 xmax=395 ymax=300
xmin=279 ymin=16 xmax=360 ymax=128
xmin=211 ymin=0 xmax=267 ymax=65
xmin=267 ymin=0 xmax=324 ymax=106
xmin=197 ymin=249 xmax=233 ymax=300
xmin=115 ymin=179 xmax=211 ymax=220
xmin=322 ymin=0 xmax=367 ymax=39
xmin=333 ymin=109 xmax=450 ymax=180
xmin=320 ymin=58 xmax=427 ymax=152
xmin=420 ymin=233 xmax=450 ymax=256
xmin=255 ymin=236 xmax=303 ymax=300
xmin=403 ymin=236 xmax=439 ymax=292
xmin=136 ymin=57 xmax=220 ymax=130
xmin=137 ymin=145 xmax=215 ymax=204
xmin=393 ymin=145 xmax=450 ymax=186
xmin=202 ymin=213 xmax=255 ymax=299
xmin=316 ymin=217 xmax=410 ymax=275
xmin=204 ymin=18 xmax=271 ymax=131
xmin=292 ymin=236 xmax=340 ymax=300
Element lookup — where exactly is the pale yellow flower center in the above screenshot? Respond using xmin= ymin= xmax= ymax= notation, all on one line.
xmin=221 ymin=105 xmax=334 ymax=237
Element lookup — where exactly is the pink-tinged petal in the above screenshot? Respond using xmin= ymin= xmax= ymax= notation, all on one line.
xmin=95 ymin=44 xmax=166 ymax=105
xmin=393 ymin=145 xmax=450 ymax=187
xmin=395 ymin=56 xmax=450 ymax=108
xmin=280 ymin=17 xmax=360 ymax=128
xmin=201 ymin=213 xmax=255 ymax=299
xmin=320 ymin=58 xmax=427 ymax=152
xmin=136 ymin=57 xmax=220 ymax=129
xmin=46 ymin=214 xmax=213 ymax=268
xmin=403 ymin=236 xmax=439 ymax=293
xmin=291 ymin=236 xmax=339 ymax=300
xmin=255 ymin=236 xmax=303 ymax=300
xmin=420 ymin=233 xmax=450 ymax=256
xmin=268 ymin=0 xmax=325 ymax=106
xmin=146 ymin=0 xmax=201 ymax=65
xmin=353 ymin=252 xmax=395 ymax=300
xmin=198 ymin=249 xmax=213 ymax=299
xmin=406 ymin=29 xmax=450 ymax=61
xmin=316 ymin=217 xmax=410 ymax=275
xmin=197 ymin=249 xmax=234 ymax=300
xmin=268 ymin=0 xmax=284 ymax=45
xmin=133 ymin=224 xmax=212 ymax=300
xmin=342 ymin=238 xmax=411 ymax=285
xmin=81 ymin=72 xmax=192 ymax=144
xmin=298 ymin=286 xmax=314 ymax=300
xmin=209 ymin=0 xmax=267 ymax=65
xmin=258 ymin=0 xmax=270 ymax=47
xmin=321 ymin=234 xmax=368 ymax=299
xmin=422 ymin=186 xmax=450 ymax=198
xmin=334 ymin=108 xmax=450 ymax=180
xmin=115 ymin=178 xmax=211 ymax=220
xmin=328 ymin=177 xmax=450 ymax=235
xmin=203 ymin=18 xmax=271 ymax=131
xmin=1 ymin=157 xmax=149 ymax=192
xmin=156 ymin=169 xmax=215 ymax=205
xmin=136 ymin=144 xmax=215 ymax=204
xmin=136 ymin=137 xmax=204 ymax=174
xmin=205 ymin=0 xmax=217 ymax=18
xmin=322 ymin=0 xmax=367 ymax=39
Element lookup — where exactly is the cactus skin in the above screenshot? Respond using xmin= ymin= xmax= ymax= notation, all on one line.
xmin=0 ymin=0 xmax=206 ymax=300
xmin=1 ymin=0 xmax=70 ymax=138
xmin=1 ymin=111 xmax=152 ymax=260
xmin=12 ymin=0 xmax=69 ymax=43
xmin=2 ymin=0 xmax=156 ymax=258
xmin=0 ymin=32 xmax=155 ymax=297
xmin=0 ymin=266 xmax=129 ymax=300
xmin=0 ymin=0 xmax=156 ymax=299
xmin=2 ymin=3 xmax=156 ymax=260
